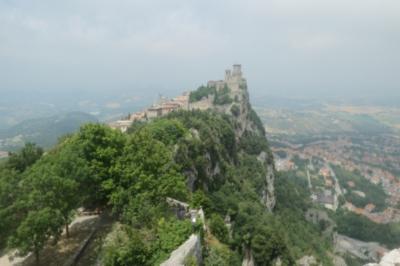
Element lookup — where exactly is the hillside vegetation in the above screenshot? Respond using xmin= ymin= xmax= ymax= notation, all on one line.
xmin=0 ymin=83 xmax=335 ymax=265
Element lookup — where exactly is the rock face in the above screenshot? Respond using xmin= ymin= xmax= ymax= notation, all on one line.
xmin=242 ymin=247 xmax=255 ymax=266
xmin=297 ymin=255 xmax=317 ymax=266
xmin=204 ymin=65 xmax=261 ymax=139
xmin=332 ymin=255 xmax=347 ymax=266
xmin=258 ymin=151 xmax=276 ymax=211
xmin=364 ymin=248 xmax=400 ymax=266
xmin=334 ymin=234 xmax=388 ymax=262
xmin=189 ymin=64 xmax=276 ymax=210
xmin=305 ymin=209 xmax=335 ymax=236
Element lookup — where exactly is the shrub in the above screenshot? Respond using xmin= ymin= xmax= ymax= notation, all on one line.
xmin=209 ymin=214 xmax=229 ymax=243
xmin=247 ymin=109 xmax=265 ymax=134
xmin=239 ymin=132 xmax=270 ymax=156
xmin=230 ymin=105 xmax=240 ymax=117
xmin=189 ymin=86 xmax=216 ymax=102
xmin=204 ymin=244 xmax=241 ymax=266
xmin=102 ymin=227 xmax=152 ymax=266
xmin=214 ymin=85 xmax=233 ymax=105
xmin=184 ymin=255 xmax=197 ymax=266
xmin=143 ymin=119 xmax=187 ymax=145
xmin=191 ymin=190 xmax=212 ymax=210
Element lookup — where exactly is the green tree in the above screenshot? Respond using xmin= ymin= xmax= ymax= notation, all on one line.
xmin=7 ymin=143 xmax=43 ymax=172
xmin=204 ymin=245 xmax=241 ymax=266
xmin=189 ymin=86 xmax=216 ymax=102
xmin=142 ymin=119 xmax=187 ymax=146
xmin=0 ymin=167 xmax=22 ymax=247
xmin=71 ymin=123 xmax=126 ymax=207
xmin=209 ymin=214 xmax=229 ymax=243
xmin=50 ymin=145 xmax=90 ymax=236
xmin=251 ymin=226 xmax=292 ymax=265
xmin=230 ymin=104 xmax=240 ymax=117
xmin=102 ymin=229 xmax=152 ymax=266
xmin=155 ymin=217 xmax=192 ymax=261
xmin=190 ymin=190 xmax=211 ymax=211
xmin=107 ymin=130 xmax=187 ymax=218
xmin=213 ymin=84 xmax=233 ymax=105
xmin=23 ymin=156 xmax=82 ymax=238
xmin=9 ymin=208 xmax=63 ymax=265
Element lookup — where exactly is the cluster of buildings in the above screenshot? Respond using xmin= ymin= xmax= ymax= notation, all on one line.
xmin=271 ymin=136 xmax=400 ymax=223
xmin=109 ymin=64 xmax=245 ymax=133
xmin=277 ymin=137 xmax=400 ymax=197
xmin=109 ymin=93 xmax=190 ymax=132
xmin=274 ymin=157 xmax=296 ymax=171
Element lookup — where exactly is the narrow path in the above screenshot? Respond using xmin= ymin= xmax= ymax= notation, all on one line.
xmin=0 ymin=215 xmax=99 ymax=266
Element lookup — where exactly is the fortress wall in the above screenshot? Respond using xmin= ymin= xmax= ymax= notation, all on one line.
xmin=189 ymin=96 xmax=213 ymax=111
xmin=160 ymin=234 xmax=202 ymax=266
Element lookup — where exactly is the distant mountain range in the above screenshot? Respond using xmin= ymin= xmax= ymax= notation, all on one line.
xmin=0 ymin=112 xmax=98 ymax=151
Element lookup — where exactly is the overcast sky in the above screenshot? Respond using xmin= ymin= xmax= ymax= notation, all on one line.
xmin=1 ymin=0 xmax=399 ymax=101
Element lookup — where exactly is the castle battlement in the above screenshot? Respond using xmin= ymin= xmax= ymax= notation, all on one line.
xmin=207 ymin=64 xmax=246 ymax=92
xmin=232 ymin=64 xmax=242 ymax=77
xmin=223 ymin=64 xmax=242 ymax=82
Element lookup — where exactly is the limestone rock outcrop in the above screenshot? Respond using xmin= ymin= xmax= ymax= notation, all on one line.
xmin=365 ymin=248 xmax=400 ymax=266
xmin=190 ymin=64 xmax=276 ymax=210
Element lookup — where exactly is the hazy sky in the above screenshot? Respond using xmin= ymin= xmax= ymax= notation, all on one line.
xmin=1 ymin=0 xmax=399 ymax=101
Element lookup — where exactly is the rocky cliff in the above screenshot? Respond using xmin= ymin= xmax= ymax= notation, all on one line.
xmin=187 ymin=65 xmax=276 ymax=210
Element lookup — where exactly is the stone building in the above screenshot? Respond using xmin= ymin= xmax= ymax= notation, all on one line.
xmin=207 ymin=64 xmax=246 ymax=92
xmin=109 ymin=120 xmax=132 ymax=133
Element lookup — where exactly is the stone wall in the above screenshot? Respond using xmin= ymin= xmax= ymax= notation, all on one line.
xmin=188 ymin=95 xmax=214 ymax=111
xmin=160 ymin=234 xmax=202 ymax=266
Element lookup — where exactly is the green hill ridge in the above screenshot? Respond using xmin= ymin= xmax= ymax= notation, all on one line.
xmin=0 ymin=67 xmax=334 ymax=265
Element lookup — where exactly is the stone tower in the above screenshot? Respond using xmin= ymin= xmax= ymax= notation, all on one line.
xmin=225 ymin=69 xmax=232 ymax=81
xmin=232 ymin=64 xmax=242 ymax=77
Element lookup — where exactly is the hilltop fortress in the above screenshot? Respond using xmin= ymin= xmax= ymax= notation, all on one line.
xmin=110 ymin=64 xmax=247 ymax=132
xmin=110 ymin=65 xmax=276 ymax=211
xmin=207 ymin=64 xmax=246 ymax=91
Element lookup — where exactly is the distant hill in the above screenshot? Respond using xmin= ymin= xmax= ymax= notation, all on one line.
xmin=0 ymin=112 xmax=98 ymax=150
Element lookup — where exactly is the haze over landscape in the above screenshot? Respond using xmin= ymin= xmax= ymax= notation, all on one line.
xmin=1 ymin=1 xmax=400 ymax=266
xmin=1 ymin=0 xmax=400 ymax=101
